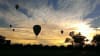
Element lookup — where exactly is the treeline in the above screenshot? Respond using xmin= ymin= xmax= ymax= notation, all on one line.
xmin=0 ymin=35 xmax=100 ymax=50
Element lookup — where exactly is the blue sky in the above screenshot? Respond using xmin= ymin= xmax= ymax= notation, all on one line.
xmin=0 ymin=0 xmax=100 ymax=28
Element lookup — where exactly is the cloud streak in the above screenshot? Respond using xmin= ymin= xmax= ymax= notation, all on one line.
xmin=0 ymin=0 xmax=97 ymax=27
xmin=0 ymin=0 xmax=99 ymax=46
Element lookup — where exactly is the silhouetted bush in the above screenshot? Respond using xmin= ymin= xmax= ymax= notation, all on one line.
xmin=92 ymin=34 xmax=100 ymax=46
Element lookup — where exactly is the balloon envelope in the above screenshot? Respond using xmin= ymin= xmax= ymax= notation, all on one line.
xmin=33 ymin=25 xmax=41 ymax=36
xmin=9 ymin=24 xmax=12 ymax=28
xmin=15 ymin=4 xmax=19 ymax=9
xmin=61 ymin=30 xmax=64 ymax=34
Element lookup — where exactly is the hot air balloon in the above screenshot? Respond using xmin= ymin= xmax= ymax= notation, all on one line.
xmin=9 ymin=24 xmax=15 ymax=32
xmin=12 ymin=29 xmax=15 ymax=32
xmin=61 ymin=30 xmax=64 ymax=34
xmin=33 ymin=25 xmax=41 ymax=38
xmin=9 ymin=24 xmax=12 ymax=28
xmin=15 ymin=4 xmax=19 ymax=9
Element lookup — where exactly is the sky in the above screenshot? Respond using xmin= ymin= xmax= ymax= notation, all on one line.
xmin=0 ymin=0 xmax=100 ymax=46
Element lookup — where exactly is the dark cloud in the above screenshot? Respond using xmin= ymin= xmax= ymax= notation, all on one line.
xmin=91 ymin=17 xmax=100 ymax=28
xmin=0 ymin=3 xmax=9 ymax=11
xmin=17 ymin=6 xmax=32 ymax=18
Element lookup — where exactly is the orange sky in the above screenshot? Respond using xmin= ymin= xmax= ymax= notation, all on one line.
xmin=0 ymin=24 xmax=99 ymax=47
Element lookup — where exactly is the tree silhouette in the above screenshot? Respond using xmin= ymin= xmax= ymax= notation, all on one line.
xmin=0 ymin=35 xmax=11 ymax=46
xmin=92 ymin=34 xmax=100 ymax=46
xmin=65 ymin=38 xmax=71 ymax=43
xmin=69 ymin=32 xmax=86 ymax=46
xmin=69 ymin=31 xmax=75 ymax=37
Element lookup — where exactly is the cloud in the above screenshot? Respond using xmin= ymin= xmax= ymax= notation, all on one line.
xmin=0 ymin=17 xmax=9 ymax=27
xmin=90 ymin=16 xmax=100 ymax=27
xmin=0 ymin=0 xmax=99 ymax=46
xmin=0 ymin=0 xmax=98 ymax=28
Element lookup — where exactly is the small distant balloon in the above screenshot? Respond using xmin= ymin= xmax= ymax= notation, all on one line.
xmin=33 ymin=25 xmax=41 ymax=38
xmin=15 ymin=4 xmax=19 ymax=9
xmin=61 ymin=30 xmax=64 ymax=34
xmin=12 ymin=29 xmax=15 ymax=32
xmin=9 ymin=24 xmax=15 ymax=32
xmin=9 ymin=24 xmax=12 ymax=28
